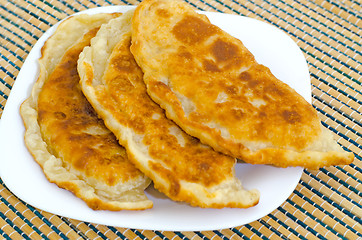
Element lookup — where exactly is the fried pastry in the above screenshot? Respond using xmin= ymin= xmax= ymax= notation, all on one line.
xmin=131 ymin=0 xmax=354 ymax=169
xmin=78 ymin=10 xmax=259 ymax=208
xmin=20 ymin=13 xmax=152 ymax=211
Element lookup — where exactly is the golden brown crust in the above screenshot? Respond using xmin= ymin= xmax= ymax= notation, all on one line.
xmin=20 ymin=13 xmax=152 ymax=211
xmin=78 ymin=11 xmax=259 ymax=208
xmin=131 ymin=0 xmax=354 ymax=169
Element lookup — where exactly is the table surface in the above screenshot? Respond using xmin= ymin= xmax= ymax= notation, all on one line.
xmin=0 ymin=0 xmax=361 ymax=239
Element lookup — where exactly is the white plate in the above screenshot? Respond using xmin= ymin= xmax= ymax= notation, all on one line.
xmin=0 ymin=6 xmax=306 ymax=231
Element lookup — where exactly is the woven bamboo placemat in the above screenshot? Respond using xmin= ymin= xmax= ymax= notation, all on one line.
xmin=0 ymin=0 xmax=361 ymax=239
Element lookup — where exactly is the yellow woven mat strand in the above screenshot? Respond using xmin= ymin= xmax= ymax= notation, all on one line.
xmin=0 ymin=0 xmax=361 ymax=239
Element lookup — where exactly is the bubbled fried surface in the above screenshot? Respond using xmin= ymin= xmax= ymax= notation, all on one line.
xmin=131 ymin=0 xmax=354 ymax=169
xmin=103 ymin=37 xmax=234 ymax=189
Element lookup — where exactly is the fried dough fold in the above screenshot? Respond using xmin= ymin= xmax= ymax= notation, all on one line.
xmin=131 ymin=0 xmax=354 ymax=169
xmin=21 ymin=13 xmax=152 ymax=211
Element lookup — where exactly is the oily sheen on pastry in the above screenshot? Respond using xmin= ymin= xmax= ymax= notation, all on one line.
xmin=20 ymin=13 xmax=152 ymax=211
xmin=78 ymin=10 xmax=259 ymax=208
xmin=131 ymin=0 xmax=354 ymax=169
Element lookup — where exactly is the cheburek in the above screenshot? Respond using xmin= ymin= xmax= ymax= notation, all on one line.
xmin=20 ymin=13 xmax=152 ymax=211
xmin=131 ymin=0 xmax=354 ymax=169
xmin=78 ymin=10 xmax=259 ymax=208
